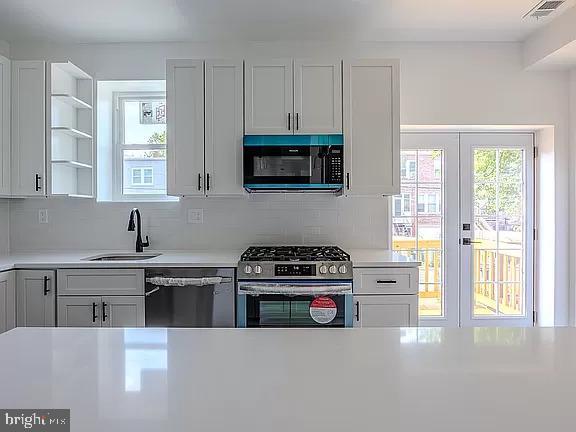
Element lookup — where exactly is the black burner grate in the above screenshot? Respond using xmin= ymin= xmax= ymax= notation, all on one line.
xmin=241 ymin=246 xmax=350 ymax=262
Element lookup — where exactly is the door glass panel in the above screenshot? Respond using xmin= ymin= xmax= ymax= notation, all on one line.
xmin=472 ymin=148 xmax=526 ymax=317
xmin=393 ymin=149 xmax=445 ymax=318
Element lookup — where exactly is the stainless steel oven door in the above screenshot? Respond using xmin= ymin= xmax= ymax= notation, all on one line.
xmin=237 ymin=281 xmax=353 ymax=328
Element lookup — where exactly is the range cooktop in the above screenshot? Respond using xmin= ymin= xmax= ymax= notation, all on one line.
xmin=240 ymin=246 xmax=350 ymax=262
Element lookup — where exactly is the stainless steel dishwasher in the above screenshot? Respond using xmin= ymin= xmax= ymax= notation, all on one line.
xmin=145 ymin=268 xmax=235 ymax=327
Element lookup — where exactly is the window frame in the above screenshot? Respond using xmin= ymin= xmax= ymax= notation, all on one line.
xmin=113 ymin=91 xmax=172 ymax=202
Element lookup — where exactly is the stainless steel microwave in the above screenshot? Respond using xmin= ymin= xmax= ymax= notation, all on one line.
xmin=243 ymin=134 xmax=344 ymax=192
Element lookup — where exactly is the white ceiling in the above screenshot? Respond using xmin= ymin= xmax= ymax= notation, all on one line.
xmin=0 ymin=0 xmax=573 ymax=44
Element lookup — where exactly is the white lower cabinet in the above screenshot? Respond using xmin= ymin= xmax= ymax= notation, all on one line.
xmin=353 ymin=295 xmax=418 ymax=328
xmin=0 ymin=271 xmax=16 ymax=334
xmin=16 ymin=270 xmax=56 ymax=327
xmin=58 ymin=295 xmax=144 ymax=328
xmin=353 ymin=267 xmax=419 ymax=328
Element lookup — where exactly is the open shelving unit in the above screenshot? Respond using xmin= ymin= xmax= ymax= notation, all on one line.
xmin=48 ymin=62 xmax=94 ymax=198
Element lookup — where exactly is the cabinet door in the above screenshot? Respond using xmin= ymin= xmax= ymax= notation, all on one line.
xmin=244 ymin=59 xmax=293 ymax=135
xmin=205 ymin=60 xmax=245 ymax=196
xmin=11 ymin=61 xmax=46 ymax=197
xmin=0 ymin=55 xmax=10 ymax=196
xmin=57 ymin=296 xmax=102 ymax=327
xmin=294 ymin=59 xmax=342 ymax=134
xmin=353 ymin=295 xmax=418 ymax=328
xmin=0 ymin=271 xmax=16 ymax=334
xmin=57 ymin=268 xmax=145 ymax=296
xmin=101 ymin=296 xmax=144 ymax=328
xmin=166 ymin=59 xmax=205 ymax=196
xmin=343 ymin=59 xmax=400 ymax=196
xmin=16 ymin=270 xmax=55 ymax=327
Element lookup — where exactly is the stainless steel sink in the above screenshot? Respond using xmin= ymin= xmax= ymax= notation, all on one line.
xmin=83 ymin=253 xmax=161 ymax=261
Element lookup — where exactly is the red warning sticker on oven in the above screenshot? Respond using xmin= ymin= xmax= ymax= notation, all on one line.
xmin=310 ymin=297 xmax=337 ymax=324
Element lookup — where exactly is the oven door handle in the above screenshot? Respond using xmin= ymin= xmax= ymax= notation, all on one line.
xmin=238 ymin=282 xmax=352 ymax=296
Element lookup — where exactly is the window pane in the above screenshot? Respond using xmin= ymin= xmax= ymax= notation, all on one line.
xmin=123 ymin=100 xmax=166 ymax=145
xmin=401 ymin=151 xmax=417 ymax=181
xmin=123 ymin=150 xmax=166 ymax=195
xmin=474 ymin=149 xmax=497 ymax=182
xmin=392 ymin=218 xmax=416 ymax=251
xmin=474 ymin=283 xmax=497 ymax=316
xmin=419 ymin=283 xmax=442 ymax=317
xmin=418 ymin=150 xmax=442 ymax=183
xmin=417 ymin=184 xmax=441 ymax=215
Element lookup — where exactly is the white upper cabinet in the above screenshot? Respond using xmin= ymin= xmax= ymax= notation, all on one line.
xmin=0 ymin=55 xmax=10 ymax=197
xmin=204 ymin=60 xmax=245 ymax=196
xmin=293 ymin=59 xmax=342 ymax=134
xmin=244 ymin=59 xmax=293 ymax=135
xmin=11 ymin=60 xmax=46 ymax=197
xmin=166 ymin=59 xmax=205 ymax=196
xmin=343 ymin=59 xmax=400 ymax=196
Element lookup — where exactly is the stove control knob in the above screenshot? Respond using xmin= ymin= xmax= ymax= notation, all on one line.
xmin=338 ymin=265 xmax=348 ymax=274
xmin=319 ymin=265 xmax=328 ymax=274
xmin=244 ymin=265 xmax=253 ymax=274
xmin=329 ymin=265 xmax=337 ymax=274
xmin=254 ymin=265 xmax=263 ymax=274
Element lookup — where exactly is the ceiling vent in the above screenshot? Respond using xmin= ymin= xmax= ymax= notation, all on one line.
xmin=523 ymin=0 xmax=565 ymax=19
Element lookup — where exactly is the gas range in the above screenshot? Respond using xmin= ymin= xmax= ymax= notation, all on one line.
xmin=238 ymin=246 xmax=353 ymax=280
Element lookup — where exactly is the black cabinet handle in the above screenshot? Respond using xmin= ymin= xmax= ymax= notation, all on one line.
xmin=197 ymin=173 xmax=202 ymax=191
xmin=43 ymin=276 xmax=50 ymax=295
xmin=35 ymin=174 xmax=42 ymax=192
xmin=206 ymin=173 xmax=210 ymax=191
xmin=355 ymin=301 xmax=360 ymax=321
xmin=346 ymin=173 xmax=350 ymax=190
xmin=287 ymin=113 xmax=291 ymax=131
xmin=102 ymin=302 xmax=108 ymax=323
xmin=92 ymin=302 xmax=98 ymax=323
xmin=376 ymin=280 xmax=397 ymax=284
xmin=296 ymin=113 xmax=299 ymax=130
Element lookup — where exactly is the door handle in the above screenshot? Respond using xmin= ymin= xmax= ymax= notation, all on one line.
xmin=92 ymin=302 xmax=98 ymax=323
xmin=43 ymin=276 xmax=50 ymax=295
xmin=102 ymin=302 xmax=108 ymax=323
xmin=197 ymin=173 xmax=202 ymax=191
xmin=462 ymin=238 xmax=482 ymax=245
xmin=355 ymin=301 xmax=360 ymax=321
xmin=35 ymin=174 xmax=42 ymax=192
xmin=287 ymin=113 xmax=291 ymax=131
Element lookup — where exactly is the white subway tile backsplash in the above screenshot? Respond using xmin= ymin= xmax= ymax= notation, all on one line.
xmin=8 ymin=196 xmax=390 ymax=252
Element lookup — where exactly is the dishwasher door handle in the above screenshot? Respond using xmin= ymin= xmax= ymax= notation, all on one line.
xmin=145 ymin=287 xmax=161 ymax=297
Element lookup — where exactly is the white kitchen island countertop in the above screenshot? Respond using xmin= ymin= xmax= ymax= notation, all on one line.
xmin=0 ymin=327 xmax=571 ymax=431
xmin=0 ymin=249 xmax=418 ymax=271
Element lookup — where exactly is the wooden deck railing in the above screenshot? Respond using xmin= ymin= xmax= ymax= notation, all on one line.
xmin=392 ymin=239 xmax=523 ymax=315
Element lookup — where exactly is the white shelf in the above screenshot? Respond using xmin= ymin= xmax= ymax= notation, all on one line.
xmin=52 ymin=160 xmax=93 ymax=169
xmin=51 ymin=127 xmax=92 ymax=139
xmin=53 ymin=62 xmax=92 ymax=80
xmin=52 ymin=94 xmax=92 ymax=110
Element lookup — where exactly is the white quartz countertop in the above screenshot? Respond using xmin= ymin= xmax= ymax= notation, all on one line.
xmin=0 ymin=249 xmax=418 ymax=271
xmin=0 ymin=327 xmax=571 ymax=432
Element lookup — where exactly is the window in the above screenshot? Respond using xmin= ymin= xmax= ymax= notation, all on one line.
xmin=115 ymin=90 xmax=169 ymax=199
xmin=393 ymin=193 xmax=412 ymax=217
xmin=417 ymin=192 xmax=441 ymax=214
xmin=131 ymin=168 xmax=154 ymax=186
xmin=401 ymin=160 xmax=416 ymax=180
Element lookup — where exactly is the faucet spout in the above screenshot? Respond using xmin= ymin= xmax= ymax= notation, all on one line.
xmin=128 ymin=208 xmax=150 ymax=253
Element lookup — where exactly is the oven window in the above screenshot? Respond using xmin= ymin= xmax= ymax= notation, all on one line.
xmin=246 ymin=295 xmax=346 ymax=327
xmin=253 ymin=156 xmax=311 ymax=177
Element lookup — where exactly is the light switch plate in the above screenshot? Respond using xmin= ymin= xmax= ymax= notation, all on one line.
xmin=38 ymin=209 xmax=48 ymax=224
xmin=187 ymin=209 xmax=203 ymax=224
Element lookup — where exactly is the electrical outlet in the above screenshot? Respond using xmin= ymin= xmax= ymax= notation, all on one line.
xmin=187 ymin=209 xmax=203 ymax=224
xmin=38 ymin=209 xmax=48 ymax=224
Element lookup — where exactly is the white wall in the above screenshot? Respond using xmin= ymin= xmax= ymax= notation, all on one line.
xmin=570 ymin=69 xmax=576 ymax=325
xmin=6 ymin=40 xmax=571 ymax=322
xmin=0 ymin=40 xmax=9 ymax=58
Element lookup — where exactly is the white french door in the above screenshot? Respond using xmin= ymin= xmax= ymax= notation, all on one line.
xmin=395 ymin=134 xmax=460 ymax=327
xmin=397 ymin=132 xmax=535 ymax=327
xmin=460 ymin=134 xmax=534 ymax=327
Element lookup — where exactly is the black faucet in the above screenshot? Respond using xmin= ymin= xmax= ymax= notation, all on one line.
xmin=127 ymin=208 xmax=150 ymax=253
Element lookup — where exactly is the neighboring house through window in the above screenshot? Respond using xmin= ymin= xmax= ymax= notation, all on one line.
xmin=394 ymin=193 xmax=412 ymax=217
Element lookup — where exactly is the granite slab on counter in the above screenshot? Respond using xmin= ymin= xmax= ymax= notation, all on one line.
xmin=0 ymin=249 xmax=418 ymax=271
xmin=0 ymin=327 xmax=570 ymax=432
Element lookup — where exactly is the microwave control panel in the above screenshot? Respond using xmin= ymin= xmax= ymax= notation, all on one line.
xmin=327 ymin=149 xmax=344 ymax=184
